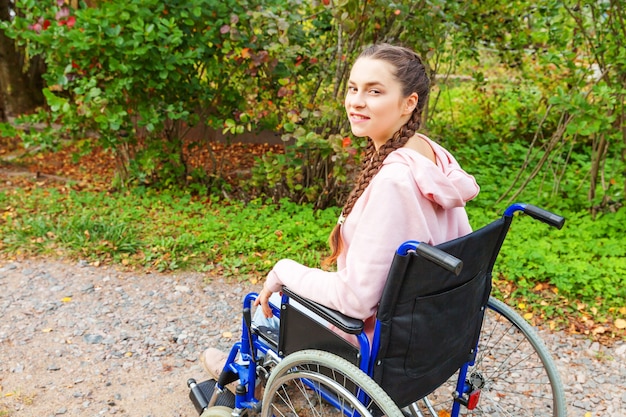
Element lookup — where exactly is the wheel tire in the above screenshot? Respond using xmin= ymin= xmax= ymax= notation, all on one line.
xmin=262 ymin=349 xmax=403 ymax=417
xmin=200 ymin=406 xmax=234 ymax=417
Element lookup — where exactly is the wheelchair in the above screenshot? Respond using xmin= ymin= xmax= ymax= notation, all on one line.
xmin=187 ymin=203 xmax=567 ymax=417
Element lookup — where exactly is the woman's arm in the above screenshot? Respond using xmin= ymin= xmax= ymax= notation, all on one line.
xmin=255 ymin=167 xmax=430 ymax=319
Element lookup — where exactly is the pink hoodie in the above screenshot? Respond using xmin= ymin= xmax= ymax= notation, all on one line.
xmin=264 ymin=136 xmax=479 ymax=329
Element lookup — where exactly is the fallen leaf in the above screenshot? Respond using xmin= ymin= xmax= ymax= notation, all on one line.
xmin=615 ymin=318 xmax=626 ymax=329
xmin=42 ymin=328 xmax=53 ymax=333
xmin=61 ymin=296 xmax=72 ymax=303
xmin=523 ymin=312 xmax=533 ymax=320
xmin=222 ymin=331 xmax=233 ymax=338
xmin=592 ymin=326 xmax=606 ymax=334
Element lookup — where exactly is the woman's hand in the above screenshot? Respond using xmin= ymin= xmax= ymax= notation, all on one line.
xmin=253 ymin=286 xmax=274 ymax=318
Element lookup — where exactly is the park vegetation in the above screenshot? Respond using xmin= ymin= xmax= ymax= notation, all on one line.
xmin=0 ymin=0 xmax=624 ymax=338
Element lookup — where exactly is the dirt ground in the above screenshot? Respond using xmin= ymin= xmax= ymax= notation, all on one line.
xmin=2 ymin=258 xmax=626 ymax=417
xmin=1 ymin=258 xmax=254 ymax=417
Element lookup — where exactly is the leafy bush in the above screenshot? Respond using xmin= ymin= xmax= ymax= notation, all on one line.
xmin=3 ymin=0 xmax=247 ymax=184
xmin=430 ymin=80 xmax=550 ymax=146
xmin=249 ymin=131 xmax=362 ymax=209
xmin=3 ymin=0 xmax=351 ymax=196
xmin=10 ymin=0 xmax=600 ymax=208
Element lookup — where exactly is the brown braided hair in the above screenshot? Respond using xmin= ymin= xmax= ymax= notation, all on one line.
xmin=323 ymin=44 xmax=430 ymax=267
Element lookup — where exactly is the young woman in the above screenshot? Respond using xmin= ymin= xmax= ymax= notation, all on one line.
xmin=201 ymin=43 xmax=479 ymax=376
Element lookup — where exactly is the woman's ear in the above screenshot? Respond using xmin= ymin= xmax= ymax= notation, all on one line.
xmin=404 ymin=93 xmax=419 ymax=115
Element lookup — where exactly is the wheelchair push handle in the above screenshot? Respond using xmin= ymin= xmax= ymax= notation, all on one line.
xmin=525 ymin=204 xmax=565 ymax=229
xmin=505 ymin=203 xmax=565 ymax=229
xmin=397 ymin=241 xmax=463 ymax=276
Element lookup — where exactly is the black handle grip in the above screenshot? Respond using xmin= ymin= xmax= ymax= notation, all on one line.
xmin=525 ymin=204 xmax=565 ymax=229
xmin=415 ymin=243 xmax=463 ymax=276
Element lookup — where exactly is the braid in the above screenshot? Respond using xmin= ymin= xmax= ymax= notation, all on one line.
xmin=342 ymin=109 xmax=421 ymax=218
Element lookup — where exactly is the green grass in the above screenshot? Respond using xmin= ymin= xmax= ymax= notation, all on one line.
xmin=0 ymin=186 xmax=339 ymax=279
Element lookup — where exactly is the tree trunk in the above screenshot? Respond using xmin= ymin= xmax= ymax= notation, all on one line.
xmin=0 ymin=0 xmax=45 ymax=122
xmin=0 ymin=87 xmax=6 ymax=121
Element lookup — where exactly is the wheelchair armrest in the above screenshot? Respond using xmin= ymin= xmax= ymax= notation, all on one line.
xmin=281 ymin=286 xmax=364 ymax=335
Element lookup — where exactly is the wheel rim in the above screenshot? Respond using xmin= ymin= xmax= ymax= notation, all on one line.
xmin=262 ymin=350 xmax=403 ymax=417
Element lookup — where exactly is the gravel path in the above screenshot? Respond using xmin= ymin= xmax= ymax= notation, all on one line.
xmin=1 ymin=259 xmax=624 ymax=417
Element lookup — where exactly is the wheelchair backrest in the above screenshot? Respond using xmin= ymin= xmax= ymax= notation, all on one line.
xmin=373 ymin=216 xmax=511 ymax=407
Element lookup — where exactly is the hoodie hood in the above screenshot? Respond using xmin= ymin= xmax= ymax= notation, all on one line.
xmin=383 ymin=137 xmax=479 ymax=209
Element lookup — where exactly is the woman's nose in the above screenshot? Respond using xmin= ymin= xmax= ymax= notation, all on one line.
xmin=346 ymin=92 xmax=365 ymax=109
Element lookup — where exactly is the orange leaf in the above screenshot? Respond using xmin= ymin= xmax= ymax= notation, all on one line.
xmin=592 ymin=326 xmax=606 ymax=334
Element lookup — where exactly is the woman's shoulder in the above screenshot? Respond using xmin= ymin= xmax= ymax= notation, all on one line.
xmin=382 ymin=146 xmax=436 ymax=174
xmin=403 ymin=134 xmax=437 ymax=163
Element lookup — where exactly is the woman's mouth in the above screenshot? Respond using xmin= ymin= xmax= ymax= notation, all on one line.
xmin=349 ymin=113 xmax=370 ymax=122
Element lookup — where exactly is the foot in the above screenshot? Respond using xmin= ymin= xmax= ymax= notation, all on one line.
xmin=200 ymin=347 xmax=229 ymax=380
xmin=200 ymin=348 xmax=241 ymax=395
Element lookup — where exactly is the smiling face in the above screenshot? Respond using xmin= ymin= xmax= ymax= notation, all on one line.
xmin=345 ymin=57 xmax=417 ymax=149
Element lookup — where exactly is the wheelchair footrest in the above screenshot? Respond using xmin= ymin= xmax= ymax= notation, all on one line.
xmin=189 ymin=378 xmax=236 ymax=415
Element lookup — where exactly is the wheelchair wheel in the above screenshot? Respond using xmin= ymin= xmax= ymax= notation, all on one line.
xmin=414 ymin=297 xmax=566 ymax=417
xmin=262 ymin=349 xmax=403 ymax=417
xmin=200 ymin=406 xmax=234 ymax=417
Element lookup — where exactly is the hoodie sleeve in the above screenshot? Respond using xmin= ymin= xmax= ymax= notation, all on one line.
xmin=263 ymin=165 xmax=432 ymax=320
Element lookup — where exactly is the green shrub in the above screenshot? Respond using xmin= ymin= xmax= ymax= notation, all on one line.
xmin=3 ymin=0 xmax=346 ymax=194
